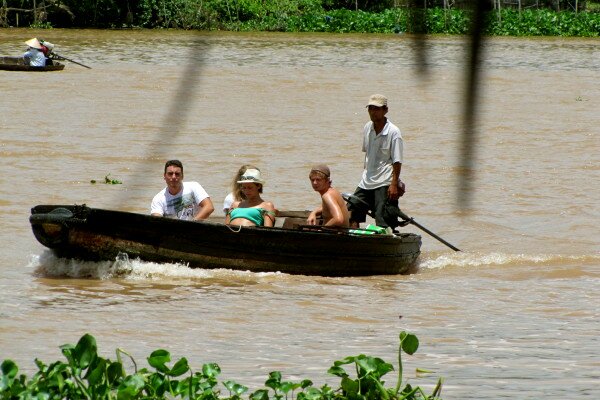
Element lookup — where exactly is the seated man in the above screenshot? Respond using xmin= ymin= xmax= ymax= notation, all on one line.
xmin=151 ymin=159 xmax=214 ymax=220
xmin=307 ymin=164 xmax=350 ymax=228
xmin=23 ymin=38 xmax=46 ymax=67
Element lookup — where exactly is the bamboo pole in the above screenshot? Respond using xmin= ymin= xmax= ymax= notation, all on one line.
xmin=497 ymin=0 xmax=502 ymax=22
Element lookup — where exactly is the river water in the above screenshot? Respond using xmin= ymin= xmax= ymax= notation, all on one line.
xmin=1 ymin=29 xmax=598 ymax=398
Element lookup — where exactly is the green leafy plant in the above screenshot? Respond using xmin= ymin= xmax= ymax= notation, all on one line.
xmin=91 ymin=174 xmax=123 ymax=184
xmin=0 ymin=331 xmax=442 ymax=399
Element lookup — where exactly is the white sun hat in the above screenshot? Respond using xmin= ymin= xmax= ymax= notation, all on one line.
xmin=237 ymin=169 xmax=265 ymax=184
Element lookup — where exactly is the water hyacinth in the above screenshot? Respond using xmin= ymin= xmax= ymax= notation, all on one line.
xmin=0 ymin=331 xmax=443 ymax=399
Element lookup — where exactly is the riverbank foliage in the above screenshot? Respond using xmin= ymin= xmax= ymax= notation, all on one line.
xmin=0 ymin=331 xmax=443 ymax=399
xmin=1 ymin=0 xmax=599 ymax=36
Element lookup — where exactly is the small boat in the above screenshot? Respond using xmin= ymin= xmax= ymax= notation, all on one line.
xmin=29 ymin=204 xmax=422 ymax=277
xmin=0 ymin=56 xmax=65 ymax=71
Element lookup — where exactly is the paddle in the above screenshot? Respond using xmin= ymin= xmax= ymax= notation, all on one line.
xmin=51 ymin=52 xmax=92 ymax=69
xmin=342 ymin=192 xmax=461 ymax=252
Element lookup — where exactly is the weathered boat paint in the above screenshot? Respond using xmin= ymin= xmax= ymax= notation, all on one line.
xmin=30 ymin=205 xmax=421 ymax=276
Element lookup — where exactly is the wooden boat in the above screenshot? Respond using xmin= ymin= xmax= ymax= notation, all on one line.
xmin=29 ymin=204 xmax=421 ymax=277
xmin=0 ymin=56 xmax=65 ymax=71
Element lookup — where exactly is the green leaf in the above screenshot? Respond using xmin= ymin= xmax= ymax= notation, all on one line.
xmin=117 ymin=374 xmax=145 ymax=400
xmin=300 ymin=387 xmax=323 ymax=400
xmin=300 ymin=379 xmax=313 ymax=389
xmin=357 ymin=356 xmax=377 ymax=374
xmin=356 ymin=356 xmax=394 ymax=377
xmin=73 ymin=334 xmax=98 ymax=370
xmin=326 ymin=365 xmax=348 ymax=377
xmin=107 ymin=361 xmax=124 ymax=384
xmin=332 ymin=355 xmax=357 ymax=366
xmin=223 ymin=380 xmax=248 ymax=395
xmin=280 ymin=381 xmax=301 ymax=393
xmin=167 ymin=357 xmax=189 ymax=377
xmin=250 ymin=388 xmax=270 ymax=400
xmin=1 ymin=360 xmax=18 ymax=380
xmin=60 ymin=343 xmax=76 ymax=364
xmin=265 ymin=371 xmax=282 ymax=389
xmin=86 ymin=358 xmax=107 ymax=386
xmin=147 ymin=349 xmax=170 ymax=372
xmin=400 ymin=333 xmax=419 ymax=355
xmin=202 ymin=362 xmax=221 ymax=378
xmin=340 ymin=376 xmax=359 ymax=395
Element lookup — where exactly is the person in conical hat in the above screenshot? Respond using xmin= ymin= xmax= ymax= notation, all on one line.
xmin=23 ymin=38 xmax=46 ymax=67
xmin=25 ymin=38 xmax=43 ymax=49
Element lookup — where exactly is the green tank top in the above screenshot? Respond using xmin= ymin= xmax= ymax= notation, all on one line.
xmin=229 ymin=207 xmax=266 ymax=226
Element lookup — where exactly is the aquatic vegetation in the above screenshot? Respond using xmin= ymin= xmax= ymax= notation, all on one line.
xmin=0 ymin=331 xmax=442 ymax=399
xmin=90 ymin=174 xmax=123 ymax=185
xmin=2 ymin=0 xmax=599 ymax=36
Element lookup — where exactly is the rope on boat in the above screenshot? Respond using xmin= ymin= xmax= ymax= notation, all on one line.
xmin=226 ymin=224 xmax=242 ymax=233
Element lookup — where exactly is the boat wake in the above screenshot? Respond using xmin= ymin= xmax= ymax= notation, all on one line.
xmin=27 ymin=250 xmax=599 ymax=281
xmin=27 ymin=250 xmax=282 ymax=281
xmin=418 ymin=251 xmax=600 ymax=271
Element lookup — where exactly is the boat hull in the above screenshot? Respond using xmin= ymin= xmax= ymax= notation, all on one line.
xmin=30 ymin=205 xmax=421 ymax=277
xmin=0 ymin=56 xmax=65 ymax=71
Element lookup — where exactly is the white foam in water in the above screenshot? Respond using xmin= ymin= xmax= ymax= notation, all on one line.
xmin=27 ymin=250 xmax=280 ymax=281
xmin=418 ymin=251 xmax=599 ymax=270
xmin=27 ymin=250 xmax=599 ymax=278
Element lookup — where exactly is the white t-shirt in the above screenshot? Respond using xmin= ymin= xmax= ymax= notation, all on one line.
xmin=358 ymin=120 xmax=404 ymax=190
xmin=150 ymin=181 xmax=210 ymax=220
xmin=222 ymin=192 xmax=235 ymax=213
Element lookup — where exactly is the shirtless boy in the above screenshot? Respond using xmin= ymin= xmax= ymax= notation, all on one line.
xmin=307 ymin=164 xmax=350 ymax=228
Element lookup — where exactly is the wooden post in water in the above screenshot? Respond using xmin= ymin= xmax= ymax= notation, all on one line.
xmin=497 ymin=0 xmax=502 ymax=23
xmin=0 ymin=2 xmax=6 ymax=27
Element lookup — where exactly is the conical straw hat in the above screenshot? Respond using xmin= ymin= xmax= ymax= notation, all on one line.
xmin=25 ymin=38 xmax=42 ymax=49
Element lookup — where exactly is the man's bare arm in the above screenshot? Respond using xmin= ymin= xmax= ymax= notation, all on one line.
xmin=195 ymin=198 xmax=215 ymax=220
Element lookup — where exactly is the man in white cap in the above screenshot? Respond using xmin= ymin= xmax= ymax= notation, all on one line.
xmin=23 ymin=38 xmax=46 ymax=67
xmin=348 ymin=94 xmax=405 ymax=230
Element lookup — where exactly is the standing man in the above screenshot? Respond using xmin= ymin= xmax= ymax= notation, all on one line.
xmin=348 ymin=94 xmax=405 ymax=230
xmin=307 ymin=164 xmax=350 ymax=228
xmin=151 ymin=160 xmax=215 ymax=221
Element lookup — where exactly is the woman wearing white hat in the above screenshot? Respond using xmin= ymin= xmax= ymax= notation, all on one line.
xmin=225 ymin=168 xmax=276 ymax=227
xmin=23 ymin=38 xmax=46 ymax=67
